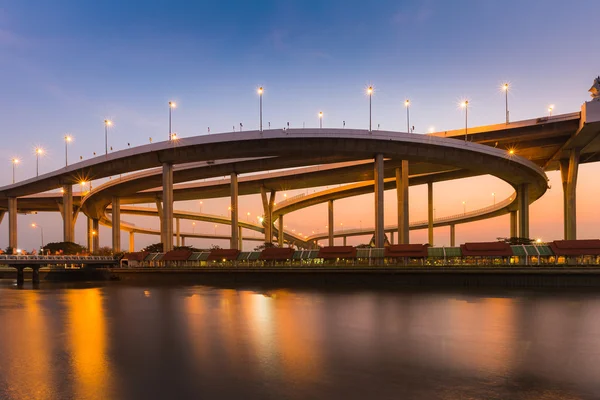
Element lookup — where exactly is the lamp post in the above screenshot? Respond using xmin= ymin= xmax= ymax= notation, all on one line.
xmin=404 ymin=99 xmax=410 ymax=133
xmin=199 ymin=201 xmax=203 ymax=214
xmin=258 ymin=87 xmax=263 ymax=132
xmin=492 ymin=192 xmax=496 ymax=205
xmin=169 ymin=101 xmax=176 ymax=140
xmin=192 ymin=222 xmax=196 ymax=233
xmin=319 ymin=111 xmax=323 ymax=128
xmin=104 ymin=119 xmax=112 ymax=155
xmin=11 ymin=158 xmax=19 ymax=184
xmin=502 ymin=83 xmax=510 ymax=124
xmin=64 ymin=135 xmax=72 ymax=167
xmin=460 ymin=101 xmax=469 ymax=142
xmin=367 ymin=86 xmax=373 ymax=132
xmin=31 ymin=223 xmax=44 ymax=249
xmin=462 ymin=201 xmax=466 ymax=215
xmin=35 ymin=148 xmax=43 ymax=177
xmin=548 ymin=105 xmax=554 ymax=116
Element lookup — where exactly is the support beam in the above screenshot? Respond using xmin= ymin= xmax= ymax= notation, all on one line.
xmin=278 ymin=215 xmax=284 ymax=247
xmin=427 ymin=182 xmax=434 ymax=246
xmin=260 ymin=186 xmax=276 ymax=244
xmin=129 ymin=232 xmax=135 ymax=253
xmin=328 ymin=199 xmax=334 ymax=246
xmin=230 ymin=172 xmax=239 ymax=249
xmin=181 ymin=237 xmax=186 ymax=247
xmin=112 ymin=196 xmax=121 ymax=253
xmin=374 ymin=154 xmax=385 ymax=248
xmin=0 ymin=210 xmax=5 ymax=225
xmin=176 ymin=218 xmax=181 ymax=247
xmin=8 ymin=197 xmax=17 ymax=250
xmin=509 ymin=210 xmax=517 ymax=238
xmin=155 ymin=198 xmax=164 ymax=245
xmin=391 ymin=231 xmax=395 ymax=245
xmin=343 ymin=236 xmax=347 ymax=246
xmin=87 ymin=217 xmax=93 ymax=252
xmin=32 ymin=267 xmax=40 ymax=285
xmin=16 ymin=267 xmax=24 ymax=286
xmin=62 ymin=185 xmax=74 ymax=242
xmin=162 ymin=163 xmax=174 ymax=252
xmin=238 ymin=226 xmax=243 ymax=251
xmin=396 ymin=161 xmax=409 ymax=244
xmin=92 ymin=219 xmax=100 ymax=253
xmin=560 ymin=149 xmax=580 ymax=240
xmin=517 ymin=183 xmax=530 ymax=239
xmin=450 ymin=224 xmax=456 ymax=247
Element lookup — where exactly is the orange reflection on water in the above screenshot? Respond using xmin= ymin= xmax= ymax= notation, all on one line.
xmin=65 ymin=288 xmax=112 ymax=398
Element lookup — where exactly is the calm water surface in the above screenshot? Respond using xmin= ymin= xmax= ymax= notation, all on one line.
xmin=1 ymin=279 xmax=599 ymax=399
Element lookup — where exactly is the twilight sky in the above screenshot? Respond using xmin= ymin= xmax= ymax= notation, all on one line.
xmin=0 ymin=0 xmax=598 ymax=251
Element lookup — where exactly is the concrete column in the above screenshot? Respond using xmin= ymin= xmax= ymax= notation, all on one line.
xmin=92 ymin=219 xmax=100 ymax=253
xmin=62 ymin=185 xmax=74 ymax=242
xmin=129 ymin=232 xmax=135 ymax=253
xmin=182 ymin=236 xmax=186 ymax=247
xmin=427 ymin=182 xmax=434 ymax=246
xmin=450 ymin=224 xmax=456 ymax=247
xmin=260 ymin=186 xmax=276 ymax=244
xmin=238 ymin=226 xmax=243 ymax=250
xmin=162 ymin=163 xmax=174 ymax=252
xmin=396 ymin=160 xmax=409 ymax=244
xmin=560 ymin=149 xmax=580 ymax=240
xmin=112 ymin=196 xmax=121 ymax=252
xmin=0 ymin=210 xmax=5 ymax=225
xmin=328 ymin=200 xmax=334 ymax=246
xmin=509 ymin=210 xmax=518 ymax=238
xmin=374 ymin=154 xmax=384 ymax=248
xmin=8 ymin=197 xmax=17 ymax=250
xmin=343 ymin=236 xmax=347 ymax=246
xmin=517 ymin=183 xmax=529 ymax=239
xmin=230 ymin=172 xmax=239 ymax=249
xmin=278 ymin=216 xmax=284 ymax=247
xmin=32 ymin=267 xmax=40 ymax=285
xmin=391 ymin=231 xmax=395 ymax=245
xmin=16 ymin=266 xmax=24 ymax=286
xmin=155 ymin=198 xmax=164 ymax=245
xmin=87 ymin=217 xmax=93 ymax=252
xmin=176 ymin=218 xmax=181 ymax=247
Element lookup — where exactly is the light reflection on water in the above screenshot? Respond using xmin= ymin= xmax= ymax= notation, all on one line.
xmin=0 ymin=279 xmax=600 ymax=399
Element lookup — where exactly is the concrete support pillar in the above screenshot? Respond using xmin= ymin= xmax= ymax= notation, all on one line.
xmin=155 ymin=198 xmax=164 ymax=244
xmin=8 ymin=197 xmax=17 ymax=250
xmin=112 ymin=196 xmax=121 ymax=253
xmin=176 ymin=218 xmax=181 ymax=247
xmin=391 ymin=231 xmax=395 ymax=245
xmin=62 ymin=185 xmax=74 ymax=242
xmin=560 ymin=149 xmax=580 ymax=240
xmin=32 ymin=267 xmax=40 ymax=285
xmin=230 ymin=172 xmax=239 ymax=250
xmin=427 ymin=182 xmax=434 ymax=246
xmin=343 ymin=236 xmax=347 ymax=246
xmin=92 ymin=219 xmax=100 ymax=253
xmin=129 ymin=232 xmax=135 ymax=253
xmin=374 ymin=154 xmax=384 ymax=248
xmin=328 ymin=200 xmax=334 ymax=246
xmin=0 ymin=210 xmax=5 ymax=225
xmin=396 ymin=161 xmax=409 ymax=244
xmin=87 ymin=217 xmax=93 ymax=252
xmin=16 ymin=267 xmax=24 ymax=286
xmin=278 ymin=216 xmax=284 ymax=247
xmin=238 ymin=226 xmax=243 ymax=251
xmin=450 ymin=224 xmax=456 ymax=247
xmin=162 ymin=163 xmax=174 ymax=252
xmin=509 ymin=210 xmax=518 ymax=238
xmin=260 ymin=186 xmax=276 ymax=244
xmin=182 ymin=237 xmax=186 ymax=247
xmin=517 ymin=183 xmax=529 ymax=239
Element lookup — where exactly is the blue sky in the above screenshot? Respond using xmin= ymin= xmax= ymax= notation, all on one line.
xmin=0 ymin=0 xmax=598 ymax=250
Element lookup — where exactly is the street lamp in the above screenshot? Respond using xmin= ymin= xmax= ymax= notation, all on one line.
xmin=64 ymin=135 xmax=72 ymax=167
xmin=169 ymin=101 xmax=176 ymax=140
xmin=462 ymin=201 xmax=466 ymax=215
xmin=367 ymin=86 xmax=373 ymax=132
xmin=11 ymin=158 xmax=19 ymax=184
xmin=192 ymin=222 xmax=196 ymax=233
xmin=214 ymin=224 xmax=217 ymax=235
xmin=199 ymin=201 xmax=203 ymax=213
xmin=492 ymin=192 xmax=496 ymax=205
xmin=258 ymin=87 xmax=263 ymax=132
xmin=31 ymin=223 xmax=44 ymax=249
xmin=404 ymin=99 xmax=410 ymax=133
xmin=35 ymin=148 xmax=43 ymax=177
xmin=104 ymin=119 xmax=112 ymax=155
xmin=460 ymin=100 xmax=469 ymax=142
xmin=548 ymin=105 xmax=554 ymax=116
xmin=501 ymin=83 xmax=510 ymax=124
xmin=319 ymin=111 xmax=323 ymax=128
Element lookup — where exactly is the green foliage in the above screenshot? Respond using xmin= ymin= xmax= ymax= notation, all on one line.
xmin=95 ymin=246 xmax=114 ymax=256
xmin=42 ymin=241 xmax=87 ymax=255
xmin=142 ymin=243 xmax=163 ymax=253
xmin=498 ymin=237 xmax=534 ymax=245
xmin=254 ymin=242 xmax=278 ymax=251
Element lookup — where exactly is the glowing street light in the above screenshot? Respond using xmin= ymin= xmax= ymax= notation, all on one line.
xmin=35 ymin=147 xmax=43 ymax=177
xmin=31 ymin=223 xmax=44 ymax=249
xmin=214 ymin=224 xmax=217 ymax=235
xmin=199 ymin=200 xmax=203 ymax=213
xmin=404 ymin=99 xmax=411 ymax=133
xmin=64 ymin=135 xmax=72 ymax=167
xmin=258 ymin=87 xmax=263 ymax=132
xmin=492 ymin=192 xmax=496 ymax=205
xmin=462 ymin=200 xmax=466 ymax=215
xmin=460 ymin=100 xmax=469 ymax=142
xmin=548 ymin=104 xmax=554 ymax=116
xmin=11 ymin=158 xmax=19 ymax=184
xmin=104 ymin=119 xmax=112 ymax=155
xmin=169 ymin=101 xmax=176 ymax=140
xmin=319 ymin=111 xmax=323 ymax=129
xmin=501 ymin=83 xmax=510 ymax=124
xmin=367 ymin=86 xmax=373 ymax=132
xmin=192 ymin=222 xmax=196 ymax=233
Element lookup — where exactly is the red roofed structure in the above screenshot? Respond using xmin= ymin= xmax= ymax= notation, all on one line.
xmin=460 ymin=242 xmax=512 ymax=257
xmin=122 ymin=251 xmax=148 ymax=261
xmin=549 ymin=240 xmax=600 ymax=256
xmin=385 ymin=244 xmax=429 ymax=258
xmin=163 ymin=249 xmax=193 ymax=262
xmin=260 ymin=247 xmax=295 ymax=260
xmin=318 ymin=246 xmax=357 ymax=260
xmin=207 ymin=249 xmax=241 ymax=261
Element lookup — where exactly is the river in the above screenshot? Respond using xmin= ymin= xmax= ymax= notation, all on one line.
xmin=0 ymin=279 xmax=599 ymax=399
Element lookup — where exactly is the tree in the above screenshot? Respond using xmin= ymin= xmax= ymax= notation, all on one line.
xmin=42 ymin=241 xmax=86 ymax=255
xmin=254 ymin=242 xmax=278 ymax=251
xmin=96 ymin=246 xmax=114 ymax=256
xmin=497 ymin=237 xmax=534 ymax=245
xmin=142 ymin=243 xmax=163 ymax=253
